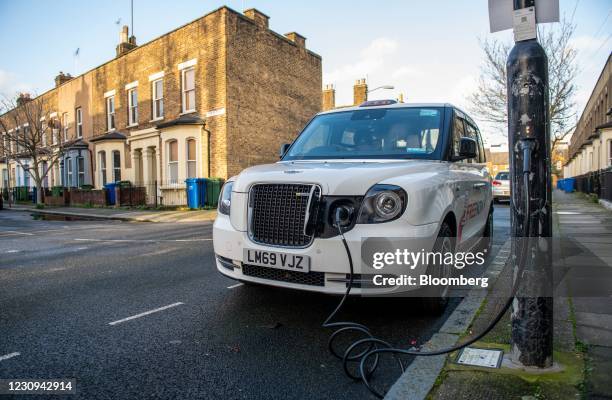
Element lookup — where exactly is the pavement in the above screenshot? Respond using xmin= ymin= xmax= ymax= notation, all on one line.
xmin=554 ymin=190 xmax=612 ymax=399
xmin=426 ymin=190 xmax=612 ymax=400
xmin=2 ymin=203 xmax=217 ymax=223
xmin=0 ymin=205 xmax=511 ymax=399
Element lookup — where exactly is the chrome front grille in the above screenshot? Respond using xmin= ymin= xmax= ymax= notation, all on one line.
xmin=248 ymin=183 xmax=320 ymax=247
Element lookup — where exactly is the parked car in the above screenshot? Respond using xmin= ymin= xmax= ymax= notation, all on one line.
xmin=492 ymin=171 xmax=510 ymax=202
xmin=213 ymin=101 xmax=492 ymax=309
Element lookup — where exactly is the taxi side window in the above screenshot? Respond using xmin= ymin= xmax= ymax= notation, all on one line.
xmin=452 ymin=116 xmax=466 ymax=161
xmin=464 ymin=121 xmax=481 ymax=163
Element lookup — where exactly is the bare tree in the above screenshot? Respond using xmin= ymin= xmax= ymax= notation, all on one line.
xmin=468 ymin=19 xmax=578 ymax=151
xmin=0 ymin=94 xmax=68 ymax=205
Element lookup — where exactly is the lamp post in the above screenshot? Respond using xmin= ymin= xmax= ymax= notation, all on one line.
xmin=367 ymin=85 xmax=394 ymax=94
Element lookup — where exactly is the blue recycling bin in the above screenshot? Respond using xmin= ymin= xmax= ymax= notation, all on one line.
xmin=197 ymin=178 xmax=208 ymax=208
xmin=105 ymin=182 xmax=117 ymax=205
xmin=31 ymin=187 xmax=37 ymax=203
xmin=185 ymin=178 xmax=200 ymax=209
xmin=556 ymin=179 xmax=563 ymax=190
xmin=565 ymin=178 xmax=575 ymax=193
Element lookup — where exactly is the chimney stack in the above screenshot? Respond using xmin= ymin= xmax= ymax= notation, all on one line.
xmin=16 ymin=93 xmax=32 ymax=107
xmin=284 ymin=32 xmax=306 ymax=48
xmin=244 ymin=8 xmax=269 ymax=28
xmin=54 ymin=71 xmax=73 ymax=88
xmin=322 ymin=84 xmax=336 ymax=111
xmin=116 ymin=25 xmax=137 ymax=57
xmin=353 ymin=78 xmax=368 ymax=105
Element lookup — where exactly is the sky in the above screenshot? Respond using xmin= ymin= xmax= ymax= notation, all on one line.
xmin=0 ymin=0 xmax=610 ymax=146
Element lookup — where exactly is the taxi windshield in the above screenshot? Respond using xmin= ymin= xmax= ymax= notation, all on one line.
xmin=283 ymin=107 xmax=444 ymax=160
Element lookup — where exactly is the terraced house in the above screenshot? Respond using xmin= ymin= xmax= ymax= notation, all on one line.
xmin=0 ymin=6 xmax=321 ymax=205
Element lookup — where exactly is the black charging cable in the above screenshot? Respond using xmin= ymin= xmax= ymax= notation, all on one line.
xmin=323 ymin=143 xmax=534 ymax=398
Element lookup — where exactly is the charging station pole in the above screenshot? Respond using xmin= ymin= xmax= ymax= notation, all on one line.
xmin=506 ymin=0 xmax=553 ymax=367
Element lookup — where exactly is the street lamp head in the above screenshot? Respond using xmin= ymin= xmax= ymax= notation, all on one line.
xmin=367 ymin=85 xmax=395 ymax=93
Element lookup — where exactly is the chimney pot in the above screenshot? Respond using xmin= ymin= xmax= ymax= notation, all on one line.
xmin=284 ymin=32 xmax=306 ymax=48
xmin=353 ymin=79 xmax=368 ymax=105
xmin=116 ymin=25 xmax=137 ymax=57
xmin=322 ymin=84 xmax=336 ymax=111
xmin=244 ymin=8 xmax=269 ymax=28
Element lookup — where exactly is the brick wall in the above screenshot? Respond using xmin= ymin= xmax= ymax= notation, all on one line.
xmin=69 ymin=189 xmax=107 ymax=206
xmin=224 ymin=10 xmax=322 ymax=177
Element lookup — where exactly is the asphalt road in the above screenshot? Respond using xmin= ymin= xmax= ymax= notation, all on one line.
xmin=0 ymin=205 xmax=510 ymax=399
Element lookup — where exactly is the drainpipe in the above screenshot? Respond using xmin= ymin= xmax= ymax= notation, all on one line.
xmin=88 ymin=148 xmax=95 ymax=187
xmin=203 ymin=123 xmax=211 ymax=177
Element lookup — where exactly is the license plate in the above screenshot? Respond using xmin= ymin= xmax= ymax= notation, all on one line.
xmin=244 ymin=249 xmax=310 ymax=273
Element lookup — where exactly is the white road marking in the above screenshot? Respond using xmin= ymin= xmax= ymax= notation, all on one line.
xmin=0 ymin=231 xmax=34 ymax=236
xmin=108 ymin=302 xmax=184 ymax=326
xmin=5 ymin=250 xmax=21 ymax=253
xmin=0 ymin=352 xmax=20 ymax=362
xmin=75 ymin=238 xmax=212 ymax=243
xmin=227 ymin=283 xmax=244 ymax=289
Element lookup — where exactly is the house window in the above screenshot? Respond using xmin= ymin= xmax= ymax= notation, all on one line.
xmin=152 ymin=79 xmax=164 ymax=120
xmin=16 ymin=128 xmax=23 ymax=153
xmin=112 ymin=150 xmax=121 ymax=182
xmin=608 ymin=140 xmax=612 ymax=167
xmin=76 ymin=107 xmax=83 ymax=138
xmin=24 ymin=164 xmax=30 ymax=187
xmin=168 ymin=140 xmax=178 ymax=183
xmin=77 ymin=156 xmax=85 ymax=187
xmin=41 ymin=120 xmax=47 ymax=147
xmin=67 ymin=159 xmax=73 ymax=187
xmin=99 ymin=151 xmax=107 ymax=186
xmin=187 ymin=138 xmax=197 ymax=178
xmin=52 ymin=119 xmax=58 ymax=145
xmin=41 ymin=161 xmax=49 ymax=188
xmin=106 ymin=96 xmax=116 ymax=131
xmin=62 ymin=113 xmax=69 ymax=141
xmin=128 ymin=88 xmax=138 ymax=126
xmin=181 ymin=67 xmax=196 ymax=113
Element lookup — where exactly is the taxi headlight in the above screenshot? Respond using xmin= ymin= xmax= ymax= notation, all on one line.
xmin=357 ymin=184 xmax=407 ymax=224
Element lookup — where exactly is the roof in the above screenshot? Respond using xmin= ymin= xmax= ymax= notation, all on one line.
xmin=156 ymin=114 xmax=205 ymax=129
xmin=89 ymin=131 xmax=127 ymax=142
xmin=595 ymin=121 xmax=612 ymax=130
xmin=65 ymin=138 xmax=89 ymax=148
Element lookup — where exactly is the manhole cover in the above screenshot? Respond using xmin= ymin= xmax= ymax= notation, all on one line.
xmin=455 ymin=347 xmax=503 ymax=368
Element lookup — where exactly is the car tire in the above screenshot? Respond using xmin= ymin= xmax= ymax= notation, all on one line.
xmin=419 ymin=221 xmax=453 ymax=315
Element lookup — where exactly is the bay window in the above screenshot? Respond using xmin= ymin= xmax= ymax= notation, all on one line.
xmin=187 ymin=138 xmax=197 ymax=178
xmin=168 ymin=140 xmax=178 ymax=183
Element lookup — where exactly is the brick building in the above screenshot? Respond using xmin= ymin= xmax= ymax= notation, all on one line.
xmin=564 ymin=54 xmax=611 ymax=178
xmin=1 ymin=6 xmax=321 ymax=205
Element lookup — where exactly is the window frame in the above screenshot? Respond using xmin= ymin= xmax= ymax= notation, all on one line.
xmin=127 ymin=88 xmax=138 ymax=126
xmin=62 ymin=113 xmax=69 ymax=141
xmin=181 ymin=67 xmax=196 ymax=113
xmin=75 ymin=107 xmax=83 ymax=138
xmin=112 ymin=150 xmax=121 ymax=182
xmin=99 ymin=151 xmax=107 ymax=186
xmin=152 ymin=78 xmax=164 ymax=120
xmin=167 ymin=140 xmax=179 ymax=184
xmin=77 ymin=156 xmax=85 ymax=187
xmin=66 ymin=158 xmax=73 ymax=187
xmin=186 ymin=138 xmax=197 ymax=178
xmin=106 ymin=96 xmax=116 ymax=131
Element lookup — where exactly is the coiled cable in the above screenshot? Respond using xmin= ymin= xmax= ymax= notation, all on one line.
xmin=323 ymin=156 xmax=533 ymax=398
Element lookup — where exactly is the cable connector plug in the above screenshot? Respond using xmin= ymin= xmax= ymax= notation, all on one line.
xmin=516 ymin=138 xmax=537 ymax=174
